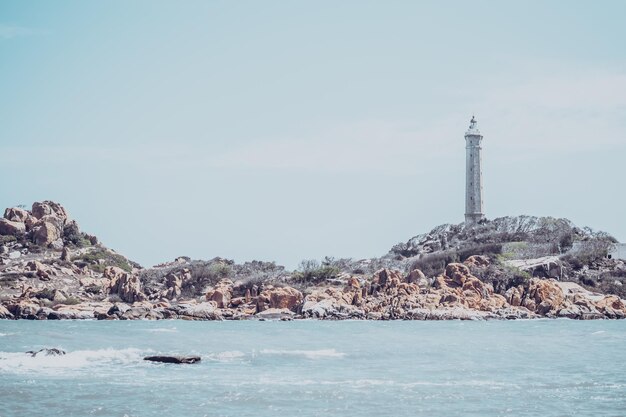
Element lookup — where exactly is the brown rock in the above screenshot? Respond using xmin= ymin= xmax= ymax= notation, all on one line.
xmin=266 ymin=286 xmax=303 ymax=311
xmin=406 ymin=269 xmax=426 ymax=284
xmin=4 ymin=207 xmax=29 ymax=222
xmin=527 ymin=278 xmax=564 ymax=315
xmin=31 ymin=201 xmax=68 ymax=221
xmin=60 ymin=247 xmax=71 ymax=262
xmin=106 ymin=266 xmax=146 ymax=303
xmin=444 ymin=263 xmax=471 ymax=287
xmin=505 ymin=286 xmax=523 ymax=307
xmin=464 ymin=255 xmax=490 ymax=268
xmin=0 ymin=218 xmax=26 ymax=236
xmin=26 ymin=260 xmax=56 ymax=280
xmin=33 ymin=221 xmax=62 ymax=246
xmin=205 ymin=279 xmax=233 ymax=308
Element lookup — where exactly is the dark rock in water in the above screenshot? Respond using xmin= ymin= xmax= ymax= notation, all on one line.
xmin=144 ymin=355 xmax=201 ymax=364
xmin=26 ymin=348 xmax=66 ymax=357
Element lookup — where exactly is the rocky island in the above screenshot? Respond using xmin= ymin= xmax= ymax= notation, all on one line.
xmin=1 ymin=200 xmax=625 ymax=321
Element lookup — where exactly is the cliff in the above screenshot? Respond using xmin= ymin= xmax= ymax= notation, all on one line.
xmin=0 ymin=201 xmax=625 ymax=320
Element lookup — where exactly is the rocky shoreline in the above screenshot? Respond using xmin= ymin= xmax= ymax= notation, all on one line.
xmin=1 ymin=201 xmax=626 ymax=322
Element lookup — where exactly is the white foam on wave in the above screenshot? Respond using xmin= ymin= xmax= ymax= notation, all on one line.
xmin=144 ymin=327 xmax=178 ymax=333
xmin=259 ymin=349 xmax=346 ymax=359
xmin=249 ymin=377 xmax=518 ymax=389
xmin=0 ymin=348 xmax=147 ymax=375
xmin=207 ymin=350 xmax=246 ymax=362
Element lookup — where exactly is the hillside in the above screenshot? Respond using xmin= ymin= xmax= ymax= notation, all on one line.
xmin=1 ymin=201 xmax=625 ymax=320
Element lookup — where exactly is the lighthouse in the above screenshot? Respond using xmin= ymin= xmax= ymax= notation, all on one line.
xmin=465 ymin=116 xmax=485 ymax=225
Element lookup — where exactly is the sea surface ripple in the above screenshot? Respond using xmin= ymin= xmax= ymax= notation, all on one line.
xmin=1 ymin=320 xmax=625 ymax=416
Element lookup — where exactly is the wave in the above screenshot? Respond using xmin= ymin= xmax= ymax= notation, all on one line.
xmin=144 ymin=327 xmax=178 ymax=333
xmin=0 ymin=348 xmax=148 ymax=375
xmin=259 ymin=349 xmax=346 ymax=359
xmin=206 ymin=350 xmax=246 ymax=362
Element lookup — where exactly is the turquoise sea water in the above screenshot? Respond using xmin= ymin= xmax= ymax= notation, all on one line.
xmin=0 ymin=320 xmax=625 ymax=417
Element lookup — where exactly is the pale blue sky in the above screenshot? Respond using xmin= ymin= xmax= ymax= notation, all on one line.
xmin=1 ymin=1 xmax=625 ymax=268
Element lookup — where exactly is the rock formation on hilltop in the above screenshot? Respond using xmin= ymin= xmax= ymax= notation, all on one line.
xmin=1 ymin=201 xmax=625 ymax=321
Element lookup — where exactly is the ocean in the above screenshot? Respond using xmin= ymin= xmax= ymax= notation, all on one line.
xmin=1 ymin=319 xmax=625 ymax=417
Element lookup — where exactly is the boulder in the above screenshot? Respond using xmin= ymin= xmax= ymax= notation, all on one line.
xmin=0 ymin=219 xmax=26 ymax=236
xmin=6 ymin=300 xmax=41 ymax=319
xmin=464 ymin=255 xmax=490 ymax=268
xmin=26 ymin=348 xmax=66 ymax=357
xmin=255 ymin=308 xmax=296 ymax=320
xmin=205 ymin=279 xmax=233 ymax=308
xmin=107 ymin=302 xmax=132 ymax=316
xmin=505 ymin=286 xmax=523 ymax=307
xmin=31 ymin=201 xmax=68 ymax=221
xmin=4 ymin=207 xmax=29 ymax=223
xmin=33 ymin=221 xmax=62 ymax=246
xmin=26 ymin=260 xmax=57 ymax=280
xmin=526 ymin=278 xmax=564 ymax=315
xmin=0 ymin=304 xmax=13 ymax=319
xmin=406 ymin=269 xmax=427 ymax=285
xmin=443 ymin=263 xmax=471 ymax=287
xmin=163 ymin=268 xmax=191 ymax=300
xmin=594 ymin=295 xmax=626 ymax=318
xmin=144 ymin=355 xmax=201 ymax=364
xmin=60 ymin=247 xmax=71 ymax=262
xmin=265 ymin=286 xmax=303 ymax=311
xmin=178 ymin=302 xmax=222 ymax=320
xmin=105 ymin=266 xmax=146 ymax=303
xmin=372 ymin=269 xmax=403 ymax=290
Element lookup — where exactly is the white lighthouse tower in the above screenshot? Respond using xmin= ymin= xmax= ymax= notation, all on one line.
xmin=465 ymin=116 xmax=485 ymax=225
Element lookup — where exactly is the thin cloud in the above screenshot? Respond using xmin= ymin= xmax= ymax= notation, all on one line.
xmin=0 ymin=24 xmax=41 ymax=40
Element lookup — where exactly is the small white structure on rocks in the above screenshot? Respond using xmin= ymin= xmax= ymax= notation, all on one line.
xmin=465 ymin=116 xmax=485 ymax=225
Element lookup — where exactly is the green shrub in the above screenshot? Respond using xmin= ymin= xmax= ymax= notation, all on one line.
xmin=293 ymin=259 xmax=340 ymax=284
xmin=0 ymin=235 xmax=17 ymax=245
xmin=76 ymin=248 xmax=132 ymax=273
xmin=410 ymin=251 xmax=459 ymax=278
xmin=60 ymin=296 xmax=82 ymax=305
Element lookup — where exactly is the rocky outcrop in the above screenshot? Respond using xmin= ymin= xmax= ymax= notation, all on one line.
xmin=31 ymin=201 xmax=68 ymax=222
xmin=2 ymin=200 xmax=626 ymax=322
xmin=144 ymin=355 xmax=201 ymax=364
xmin=162 ymin=268 xmax=191 ymax=300
xmin=26 ymin=348 xmax=66 ymax=357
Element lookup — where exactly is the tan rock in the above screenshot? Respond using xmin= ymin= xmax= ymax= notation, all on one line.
xmin=33 ymin=221 xmax=62 ymax=246
xmin=444 ymin=263 xmax=471 ymax=287
xmin=527 ymin=278 xmax=564 ymax=315
xmin=26 ymin=260 xmax=56 ymax=280
xmin=505 ymin=286 xmax=523 ymax=307
xmin=594 ymin=295 xmax=626 ymax=318
xmin=106 ymin=266 xmax=146 ymax=303
xmin=3 ymin=207 xmax=29 ymax=222
xmin=406 ymin=269 xmax=427 ymax=285
xmin=0 ymin=304 xmax=13 ymax=318
xmin=60 ymin=247 xmax=71 ymax=262
xmin=31 ymin=201 xmax=68 ymax=221
xmin=0 ymin=218 xmax=26 ymax=236
xmin=266 ymin=286 xmax=303 ymax=311
xmin=464 ymin=255 xmax=490 ymax=268
xmin=205 ymin=279 xmax=233 ymax=308
xmin=372 ymin=269 xmax=403 ymax=289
